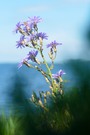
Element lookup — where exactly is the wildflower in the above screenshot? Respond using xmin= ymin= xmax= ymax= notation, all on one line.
xmin=47 ymin=40 xmax=62 ymax=48
xmin=29 ymin=16 xmax=42 ymax=25
xmin=26 ymin=35 xmax=37 ymax=46
xmin=18 ymin=58 xmax=27 ymax=69
xmin=26 ymin=50 xmax=38 ymax=62
xmin=26 ymin=35 xmax=35 ymax=42
xmin=36 ymin=32 xmax=48 ymax=40
xmin=16 ymin=36 xmax=25 ymax=48
xmin=15 ymin=22 xmax=23 ymax=33
xmin=52 ymin=70 xmax=66 ymax=79
xmin=23 ymin=21 xmax=33 ymax=33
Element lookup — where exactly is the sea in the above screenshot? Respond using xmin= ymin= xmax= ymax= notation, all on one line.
xmin=0 ymin=62 xmax=80 ymax=114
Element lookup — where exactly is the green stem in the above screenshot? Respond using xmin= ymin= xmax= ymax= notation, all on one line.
xmin=35 ymin=66 xmax=51 ymax=85
xmin=40 ymin=50 xmax=52 ymax=77
xmin=39 ymin=49 xmax=54 ymax=88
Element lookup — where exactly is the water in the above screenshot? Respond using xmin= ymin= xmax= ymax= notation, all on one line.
xmin=0 ymin=63 xmax=76 ymax=113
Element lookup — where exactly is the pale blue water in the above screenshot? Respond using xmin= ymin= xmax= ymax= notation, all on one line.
xmin=0 ymin=63 xmax=76 ymax=113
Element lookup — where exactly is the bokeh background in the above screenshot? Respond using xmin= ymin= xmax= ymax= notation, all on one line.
xmin=0 ymin=0 xmax=90 ymax=135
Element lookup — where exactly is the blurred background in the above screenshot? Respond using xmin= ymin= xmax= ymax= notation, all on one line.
xmin=0 ymin=0 xmax=90 ymax=135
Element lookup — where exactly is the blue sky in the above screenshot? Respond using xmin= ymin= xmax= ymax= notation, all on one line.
xmin=0 ymin=0 xmax=90 ymax=63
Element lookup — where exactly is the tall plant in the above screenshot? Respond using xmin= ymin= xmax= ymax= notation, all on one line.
xmin=14 ymin=16 xmax=66 ymax=111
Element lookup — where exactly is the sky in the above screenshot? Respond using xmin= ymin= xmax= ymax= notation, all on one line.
xmin=0 ymin=0 xmax=90 ymax=63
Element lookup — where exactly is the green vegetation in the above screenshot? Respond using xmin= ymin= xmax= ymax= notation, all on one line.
xmin=0 ymin=60 xmax=90 ymax=135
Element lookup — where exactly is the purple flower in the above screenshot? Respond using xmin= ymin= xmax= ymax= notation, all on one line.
xmin=26 ymin=35 xmax=37 ymax=46
xmin=18 ymin=58 xmax=27 ymax=69
xmin=52 ymin=70 xmax=66 ymax=79
xmin=15 ymin=22 xmax=23 ymax=33
xmin=16 ymin=36 xmax=25 ymax=48
xmin=47 ymin=40 xmax=62 ymax=48
xmin=36 ymin=32 xmax=48 ymax=40
xmin=28 ymin=16 xmax=42 ymax=25
xmin=23 ymin=21 xmax=33 ymax=33
xmin=26 ymin=35 xmax=35 ymax=42
xmin=26 ymin=50 xmax=38 ymax=62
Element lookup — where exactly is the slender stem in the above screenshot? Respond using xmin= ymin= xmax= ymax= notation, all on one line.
xmin=40 ymin=50 xmax=52 ymax=78
xmin=35 ymin=66 xmax=51 ymax=85
xmin=39 ymin=49 xmax=55 ymax=91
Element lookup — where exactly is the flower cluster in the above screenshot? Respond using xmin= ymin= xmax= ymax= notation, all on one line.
xmin=52 ymin=70 xmax=66 ymax=79
xmin=15 ymin=16 xmax=65 ymax=111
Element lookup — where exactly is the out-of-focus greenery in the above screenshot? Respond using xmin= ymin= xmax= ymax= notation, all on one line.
xmin=0 ymin=59 xmax=90 ymax=135
xmin=65 ymin=60 xmax=90 ymax=135
xmin=0 ymin=113 xmax=23 ymax=135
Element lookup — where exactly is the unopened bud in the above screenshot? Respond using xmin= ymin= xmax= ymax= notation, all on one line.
xmin=60 ymin=77 xmax=63 ymax=82
xmin=38 ymin=100 xmax=44 ymax=107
